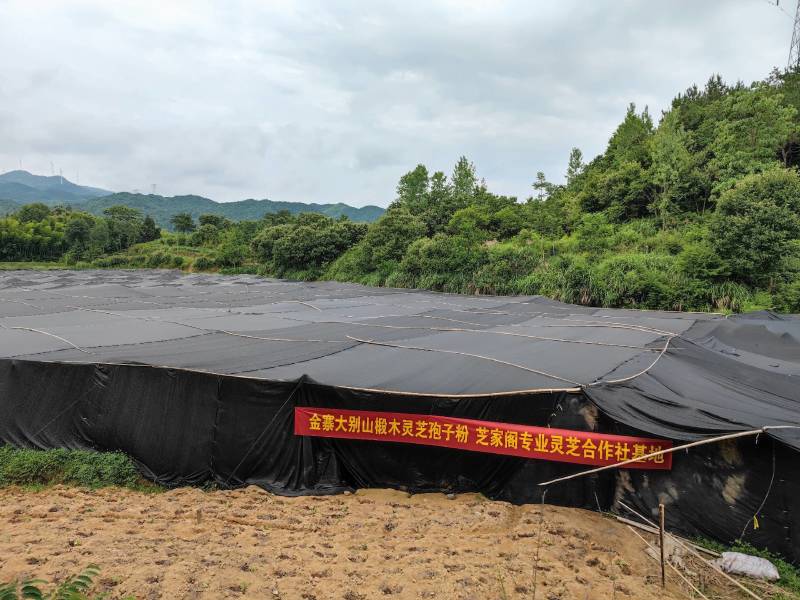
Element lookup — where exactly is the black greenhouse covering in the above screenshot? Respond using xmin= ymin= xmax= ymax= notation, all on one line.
xmin=1 ymin=270 xmax=798 ymax=560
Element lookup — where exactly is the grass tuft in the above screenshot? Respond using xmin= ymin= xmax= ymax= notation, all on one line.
xmin=0 ymin=445 xmax=161 ymax=492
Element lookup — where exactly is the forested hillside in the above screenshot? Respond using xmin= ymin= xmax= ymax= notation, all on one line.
xmin=81 ymin=193 xmax=384 ymax=226
xmin=0 ymin=170 xmax=111 ymax=205
xmin=5 ymin=69 xmax=800 ymax=313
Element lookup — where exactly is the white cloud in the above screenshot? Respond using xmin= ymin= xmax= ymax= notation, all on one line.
xmin=0 ymin=0 xmax=792 ymax=205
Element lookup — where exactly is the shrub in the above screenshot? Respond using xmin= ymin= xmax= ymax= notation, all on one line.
xmin=710 ymin=168 xmax=800 ymax=285
xmin=392 ymin=234 xmax=488 ymax=292
xmin=473 ymin=244 xmax=541 ymax=295
xmin=146 ymin=253 xmax=169 ymax=268
xmin=594 ymin=253 xmax=701 ymax=310
xmin=215 ymin=242 xmax=246 ymax=268
xmin=193 ymin=256 xmax=214 ymax=271
xmin=0 ymin=446 xmax=144 ymax=489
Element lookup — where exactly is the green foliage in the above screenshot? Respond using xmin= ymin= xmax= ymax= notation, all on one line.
xmin=16 ymin=203 xmax=52 ymax=223
xmin=708 ymin=84 xmax=797 ymax=193
xmin=170 ymin=212 xmax=195 ymax=233
xmin=8 ymin=68 xmax=800 ymax=316
xmin=193 ymin=256 xmax=214 ymax=271
xmin=0 ymin=565 xmax=103 ymax=600
xmin=0 ymin=446 xmax=148 ymax=490
xmin=696 ymin=538 xmax=800 ymax=597
xmin=710 ymin=167 xmax=800 ymax=285
xmin=77 ymin=192 xmax=383 ymax=229
xmin=264 ymin=217 xmax=366 ymax=276
xmin=138 ymin=215 xmax=160 ymax=243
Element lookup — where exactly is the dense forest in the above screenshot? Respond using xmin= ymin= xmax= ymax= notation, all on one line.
xmin=5 ymin=69 xmax=800 ymax=313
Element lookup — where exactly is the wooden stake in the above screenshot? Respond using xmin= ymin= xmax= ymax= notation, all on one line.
xmin=620 ymin=501 xmax=764 ymax=600
xmin=626 ymin=526 xmax=711 ymax=600
xmin=659 ymin=504 xmax=666 ymax=589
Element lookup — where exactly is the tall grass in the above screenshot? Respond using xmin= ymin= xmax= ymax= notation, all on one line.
xmin=0 ymin=446 xmax=158 ymax=491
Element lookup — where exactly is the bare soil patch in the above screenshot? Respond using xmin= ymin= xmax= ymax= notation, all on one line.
xmin=0 ymin=485 xmax=710 ymax=599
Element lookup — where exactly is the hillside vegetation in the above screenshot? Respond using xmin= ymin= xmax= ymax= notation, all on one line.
xmin=5 ymin=69 xmax=800 ymax=313
xmin=0 ymin=170 xmax=111 ymax=205
xmin=80 ymin=192 xmax=384 ymax=226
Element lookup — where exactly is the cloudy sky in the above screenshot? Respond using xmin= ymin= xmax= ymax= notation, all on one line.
xmin=0 ymin=0 xmax=793 ymax=206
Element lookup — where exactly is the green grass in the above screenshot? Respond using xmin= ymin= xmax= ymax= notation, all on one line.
xmin=0 ymin=261 xmax=72 ymax=270
xmin=0 ymin=445 xmax=161 ymax=492
xmin=696 ymin=538 xmax=800 ymax=598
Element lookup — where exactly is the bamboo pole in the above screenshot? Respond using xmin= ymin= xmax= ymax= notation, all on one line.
xmin=626 ymin=525 xmax=711 ymax=600
xmin=619 ymin=502 xmax=764 ymax=600
xmin=659 ymin=504 xmax=666 ymax=589
xmin=537 ymin=425 xmax=799 ymax=488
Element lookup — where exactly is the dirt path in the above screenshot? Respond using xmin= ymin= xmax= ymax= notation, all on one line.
xmin=0 ymin=485 xmax=689 ymax=599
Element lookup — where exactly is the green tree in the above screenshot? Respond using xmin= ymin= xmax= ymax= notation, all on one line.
xmin=65 ymin=216 xmax=93 ymax=252
xmin=103 ymin=205 xmax=143 ymax=251
xmin=606 ymin=103 xmax=654 ymax=166
xmin=16 ymin=203 xmax=51 ymax=223
xmin=710 ymin=167 xmax=800 ymax=285
xmin=566 ymin=147 xmax=584 ymax=183
xmin=532 ymin=171 xmax=556 ymax=201
xmin=709 ymin=85 xmax=797 ymax=193
xmin=139 ymin=215 xmax=161 ymax=242
xmin=649 ymin=110 xmax=693 ymax=225
xmin=393 ymin=164 xmax=429 ymax=214
xmin=170 ymin=212 xmax=196 ymax=233
xmin=198 ymin=214 xmax=231 ymax=228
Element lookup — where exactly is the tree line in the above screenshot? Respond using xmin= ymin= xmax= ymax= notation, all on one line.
xmin=6 ymin=68 xmax=800 ymax=312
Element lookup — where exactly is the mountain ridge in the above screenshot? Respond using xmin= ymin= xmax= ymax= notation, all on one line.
xmin=0 ymin=171 xmax=385 ymax=224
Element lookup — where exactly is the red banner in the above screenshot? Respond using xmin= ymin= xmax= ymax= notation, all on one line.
xmin=294 ymin=407 xmax=672 ymax=470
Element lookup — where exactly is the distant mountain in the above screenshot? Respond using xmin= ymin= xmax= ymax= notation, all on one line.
xmin=82 ymin=193 xmax=385 ymax=227
xmin=0 ymin=170 xmax=385 ymax=225
xmin=0 ymin=170 xmax=111 ymax=205
xmin=0 ymin=198 xmax=19 ymax=215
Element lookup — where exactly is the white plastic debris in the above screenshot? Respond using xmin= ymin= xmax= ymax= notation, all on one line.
xmin=713 ymin=552 xmax=780 ymax=581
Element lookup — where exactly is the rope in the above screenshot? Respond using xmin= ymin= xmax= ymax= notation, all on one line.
xmin=586 ymin=335 xmax=675 ymax=386
xmin=283 ymin=317 xmax=666 ymax=351
xmin=739 ymin=442 xmax=777 ymax=541
xmin=345 ymin=335 xmax=582 ymax=386
xmin=1 ymin=326 xmax=93 ymax=354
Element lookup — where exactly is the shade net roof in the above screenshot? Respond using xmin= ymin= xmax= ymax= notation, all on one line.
xmin=1 ymin=269 xmax=798 ymax=448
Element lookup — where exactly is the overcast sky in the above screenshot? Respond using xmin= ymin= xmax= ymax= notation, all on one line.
xmin=0 ymin=0 xmax=793 ymax=206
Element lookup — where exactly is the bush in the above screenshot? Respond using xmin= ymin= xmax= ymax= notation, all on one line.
xmin=773 ymin=279 xmax=800 ymax=312
xmin=215 ymin=242 xmax=246 ymax=268
xmin=192 ymin=256 xmax=214 ymax=271
xmin=146 ymin=253 xmax=169 ymax=268
xmin=391 ymin=234 xmax=488 ymax=293
xmin=517 ymin=255 xmax=599 ymax=305
xmin=93 ymin=255 xmax=135 ymax=268
xmin=594 ymin=253 xmax=703 ymax=310
xmin=710 ymin=168 xmax=800 ymax=285
xmin=0 ymin=445 xmax=145 ymax=489
xmin=473 ymin=244 xmax=541 ymax=295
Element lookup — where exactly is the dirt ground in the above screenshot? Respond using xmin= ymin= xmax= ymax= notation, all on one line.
xmin=0 ymin=485 xmax=723 ymax=599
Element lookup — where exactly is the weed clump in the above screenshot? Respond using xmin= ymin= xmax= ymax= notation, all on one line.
xmin=0 ymin=445 xmax=155 ymax=490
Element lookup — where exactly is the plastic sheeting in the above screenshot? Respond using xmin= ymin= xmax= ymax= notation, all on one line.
xmin=1 ymin=270 xmax=799 ymax=560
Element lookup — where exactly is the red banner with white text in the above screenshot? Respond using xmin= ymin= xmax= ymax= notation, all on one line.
xmin=294 ymin=407 xmax=672 ymax=470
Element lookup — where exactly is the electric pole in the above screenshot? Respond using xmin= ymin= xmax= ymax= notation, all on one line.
xmin=789 ymin=0 xmax=800 ymax=70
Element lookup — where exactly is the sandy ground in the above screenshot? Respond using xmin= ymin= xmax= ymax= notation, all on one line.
xmin=0 ymin=485 xmax=715 ymax=599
